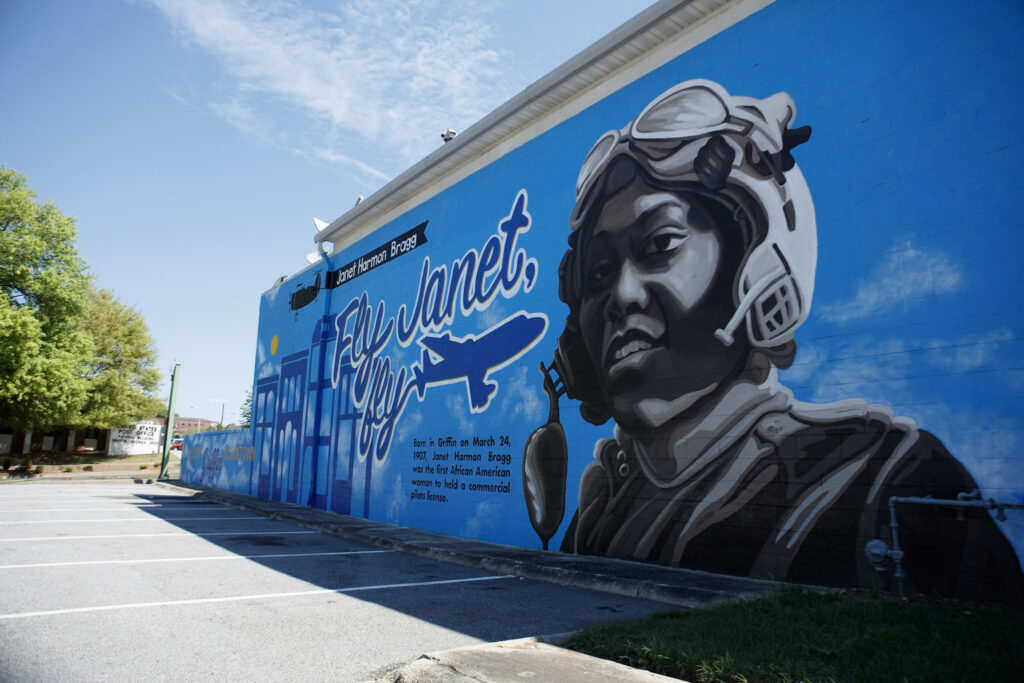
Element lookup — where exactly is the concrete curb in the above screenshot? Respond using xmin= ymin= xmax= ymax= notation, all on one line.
xmin=154 ymin=480 xmax=779 ymax=610
xmin=2 ymin=473 xmax=168 ymax=483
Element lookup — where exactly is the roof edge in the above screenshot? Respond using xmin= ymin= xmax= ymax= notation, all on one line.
xmin=314 ymin=0 xmax=757 ymax=248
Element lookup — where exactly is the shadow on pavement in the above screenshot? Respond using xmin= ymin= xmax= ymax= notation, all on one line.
xmin=96 ymin=479 xmax=775 ymax=648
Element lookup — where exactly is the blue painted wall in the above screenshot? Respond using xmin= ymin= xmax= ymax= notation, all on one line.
xmin=181 ymin=429 xmax=255 ymax=494
xmin=185 ymin=0 xmax=1024 ymax=601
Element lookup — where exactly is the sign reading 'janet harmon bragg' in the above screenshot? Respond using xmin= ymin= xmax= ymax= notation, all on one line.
xmin=327 ymin=222 xmax=428 ymax=289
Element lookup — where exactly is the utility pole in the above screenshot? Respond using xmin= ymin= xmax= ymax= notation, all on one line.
xmin=159 ymin=363 xmax=181 ymax=479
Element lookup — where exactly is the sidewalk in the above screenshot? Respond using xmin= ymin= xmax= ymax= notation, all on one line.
xmin=157 ymin=480 xmax=780 ymax=682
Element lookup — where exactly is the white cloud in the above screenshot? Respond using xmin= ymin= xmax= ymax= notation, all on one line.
xmin=818 ymin=239 xmax=962 ymax=323
xmin=210 ymin=97 xmax=269 ymax=141
xmin=310 ymin=147 xmax=391 ymax=185
xmin=148 ymin=0 xmax=517 ymax=183
xmin=162 ymin=87 xmax=205 ymax=115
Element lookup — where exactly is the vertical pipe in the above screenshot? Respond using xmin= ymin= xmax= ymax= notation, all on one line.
xmin=159 ymin=363 xmax=181 ymax=479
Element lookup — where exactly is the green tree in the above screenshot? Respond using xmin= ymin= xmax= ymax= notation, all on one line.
xmin=239 ymin=390 xmax=252 ymax=428
xmin=1 ymin=166 xmax=164 ymax=431
xmin=0 ymin=166 xmax=92 ymax=429
xmin=77 ymin=287 xmax=164 ymax=428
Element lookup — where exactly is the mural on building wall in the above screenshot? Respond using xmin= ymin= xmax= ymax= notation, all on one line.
xmin=183 ymin=1 xmax=1024 ymax=606
xmin=523 ymin=80 xmax=1023 ymax=604
xmin=181 ymin=429 xmax=257 ymax=493
xmin=194 ymin=192 xmax=548 ymax=518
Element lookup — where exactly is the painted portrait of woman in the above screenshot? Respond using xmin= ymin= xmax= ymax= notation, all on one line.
xmin=523 ymin=79 xmax=1023 ymax=605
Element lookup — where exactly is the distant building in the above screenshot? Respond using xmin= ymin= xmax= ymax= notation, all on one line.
xmin=0 ymin=427 xmax=108 ymax=455
xmin=0 ymin=415 xmax=219 ymax=456
xmin=160 ymin=416 xmax=219 ymax=435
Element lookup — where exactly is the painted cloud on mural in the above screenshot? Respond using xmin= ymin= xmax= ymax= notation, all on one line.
xmin=499 ymin=366 xmax=544 ymax=424
xmin=818 ymin=238 xmax=962 ymax=323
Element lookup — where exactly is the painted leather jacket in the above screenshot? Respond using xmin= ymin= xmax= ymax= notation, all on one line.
xmin=560 ymin=375 xmax=1024 ymax=605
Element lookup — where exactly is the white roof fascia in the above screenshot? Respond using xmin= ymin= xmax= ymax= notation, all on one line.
xmin=314 ymin=0 xmax=772 ymax=252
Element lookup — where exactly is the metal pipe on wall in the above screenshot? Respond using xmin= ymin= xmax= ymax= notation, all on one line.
xmin=865 ymin=490 xmax=1024 ymax=598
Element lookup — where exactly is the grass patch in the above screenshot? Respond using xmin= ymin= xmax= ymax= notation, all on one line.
xmin=564 ymin=586 xmax=1024 ymax=682
xmin=2 ymin=452 xmax=162 ymax=467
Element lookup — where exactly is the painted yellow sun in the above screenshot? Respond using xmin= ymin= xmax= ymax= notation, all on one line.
xmin=270 ymin=335 xmax=279 ymax=355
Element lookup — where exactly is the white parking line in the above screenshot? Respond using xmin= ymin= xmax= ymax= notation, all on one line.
xmin=0 ymin=549 xmax=393 ymax=569
xmin=0 ymin=497 xmax=183 ymax=503
xmin=0 ymin=506 xmax=227 ymax=513
xmin=0 ymin=575 xmax=514 ymax=620
xmin=0 ymin=516 xmax=263 ymax=524
xmin=1 ymin=530 xmax=320 ymax=542
xmin=0 ymin=502 xmax=188 ymax=507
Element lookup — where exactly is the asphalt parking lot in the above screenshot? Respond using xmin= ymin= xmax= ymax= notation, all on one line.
xmin=0 ymin=480 xmax=667 ymax=682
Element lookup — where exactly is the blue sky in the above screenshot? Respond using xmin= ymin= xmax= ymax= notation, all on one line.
xmin=0 ymin=0 xmax=655 ymax=426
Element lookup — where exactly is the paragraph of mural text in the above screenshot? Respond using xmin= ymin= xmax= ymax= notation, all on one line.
xmin=409 ymin=435 xmax=512 ymax=503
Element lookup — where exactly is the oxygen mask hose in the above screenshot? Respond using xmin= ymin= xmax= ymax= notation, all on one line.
xmin=522 ymin=361 xmax=568 ymax=549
